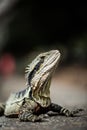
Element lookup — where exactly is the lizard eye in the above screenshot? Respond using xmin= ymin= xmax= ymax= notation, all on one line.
xmin=40 ymin=56 xmax=45 ymax=60
xmin=40 ymin=56 xmax=45 ymax=63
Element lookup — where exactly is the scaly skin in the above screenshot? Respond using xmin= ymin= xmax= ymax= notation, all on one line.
xmin=0 ymin=50 xmax=82 ymax=122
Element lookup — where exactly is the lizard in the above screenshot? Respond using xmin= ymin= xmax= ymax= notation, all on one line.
xmin=0 ymin=50 xmax=82 ymax=122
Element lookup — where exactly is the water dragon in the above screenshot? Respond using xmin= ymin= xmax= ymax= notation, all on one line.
xmin=0 ymin=50 xmax=81 ymax=122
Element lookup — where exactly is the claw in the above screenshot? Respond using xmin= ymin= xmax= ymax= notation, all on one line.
xmin=72 ymin=108 xmax=84 ymax=115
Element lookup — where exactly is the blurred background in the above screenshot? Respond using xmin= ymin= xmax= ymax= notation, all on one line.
xmin=0 ymin=1 xmax=87 ymax=108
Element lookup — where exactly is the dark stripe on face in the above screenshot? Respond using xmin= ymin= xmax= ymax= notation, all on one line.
xmin=28 ymin=56 xmax=44 ymax=86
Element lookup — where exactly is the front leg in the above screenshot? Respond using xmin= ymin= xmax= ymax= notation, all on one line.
xmin=49 ymin=103 xmax=74 ymax=116
xmin=18 ymin=98 xmax=43 ymax=122
xmin=19 ymin=110 xmax=43 ymax=122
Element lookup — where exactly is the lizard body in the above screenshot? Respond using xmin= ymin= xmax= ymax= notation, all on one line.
xmin=0 ymin=50 xmax=81 ymax=122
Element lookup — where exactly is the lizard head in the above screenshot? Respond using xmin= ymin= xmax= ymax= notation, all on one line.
xmin=25 ymin=50 xmax=60 ymax=107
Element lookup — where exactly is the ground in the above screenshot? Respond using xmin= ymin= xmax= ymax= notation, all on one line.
xmin=0 ymin=64 xmax=87 ymax=130
xmin=0 ymin=108 xmax=87 ymax=130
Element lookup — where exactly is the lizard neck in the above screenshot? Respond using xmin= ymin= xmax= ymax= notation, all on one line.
xmin=32 ymin=79 xmax=51 ymax=107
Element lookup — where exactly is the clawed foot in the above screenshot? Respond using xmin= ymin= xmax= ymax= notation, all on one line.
xmin=19 ymin=112 xmax=44 ymax=122
xmin=71 ymin=108 xmax=84 ymax=116
xmin=60 ymin=108 xmax=84 ymax=117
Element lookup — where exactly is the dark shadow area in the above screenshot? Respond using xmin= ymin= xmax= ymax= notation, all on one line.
xmin=0 ymin=1 xmax=87 ymax=64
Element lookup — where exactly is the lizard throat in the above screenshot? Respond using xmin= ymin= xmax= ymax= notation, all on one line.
xmin=32 ymin=78 xmax=51 ymax=107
